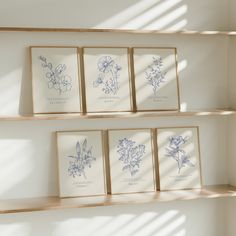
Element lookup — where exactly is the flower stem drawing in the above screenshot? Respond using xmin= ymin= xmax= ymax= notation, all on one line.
xmin=38 ymin=56 xmax=72 ymax=94
xmin=145 ymin=56 xmax=167 ymax=95
xmin=117 ymin=138 xmax=145 ymax=176
xmin=93 ymin=56 xmax=122 ymax=95
xmin=68 ymin=139 xmax=96 ymax=179
xmin=166 ymin=135 xmax=195 ymax=174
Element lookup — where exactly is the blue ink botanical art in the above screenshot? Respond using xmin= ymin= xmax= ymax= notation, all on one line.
xmin=38 ymin=56 xmax=72 ymax=94
xmin=68 ymin=139 xmax=96 ymax=179
xmin=93 ymin=56 xmax=122 ymax=95
xmin=117 ymin=138 xmax=145 ymax=176
xmin=145 ymin=56 xmax=167 ymax=95
xmin=166 ymin=135 xmax=195 ymax=174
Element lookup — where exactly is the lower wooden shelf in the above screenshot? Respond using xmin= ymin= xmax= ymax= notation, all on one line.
xmin=0 ymin=109 xmax=235 ymax=121
xmin=0 ymin=185 xmax=235 ymax=214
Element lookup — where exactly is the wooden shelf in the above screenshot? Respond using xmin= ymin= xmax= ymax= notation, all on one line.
xmin=0 ymin=110 xmax=234 ymax=121
xmin=0 ymin=185 xmax=235 ymax=214
xmin=0 ymin=27 xmax=236 ymax=36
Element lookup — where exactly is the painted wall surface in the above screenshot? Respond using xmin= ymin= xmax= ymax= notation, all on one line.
xmin=227 ymin=198 xmax=236 ymax=236
xmin=0 ymin=199 xmax=226 ymax=236
xmin=0 ymin=0 xmax=229 ymax=30
xmin=0 ymin=0 xmax=235 ymax=236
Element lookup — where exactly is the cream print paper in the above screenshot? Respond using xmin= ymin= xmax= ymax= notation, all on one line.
xmin=57 ymin=131 xmax=106 ymax=197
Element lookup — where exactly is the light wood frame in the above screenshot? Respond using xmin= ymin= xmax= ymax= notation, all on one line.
xmin=107 ymin=128 xmax=157 ymax=195
xmin=131 ymin=47 xmax=180 ymax=112
xmin=81 ymin=46 xmax=134 ymax=113
xmin=55 ymin=126 xmax=203 ymax=196
xmin=30 ymin=46 xmax=83 ymax=114
xmin=30 ymin=45 xmax=181 ymax=115
xmin=156 ymin=126 xmax=203 ymax=191
xmin=56 ymin=130 xmax=107 ymax=198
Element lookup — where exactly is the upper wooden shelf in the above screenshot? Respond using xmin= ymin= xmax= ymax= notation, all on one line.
xmin=0 ymin=185 xmax=235 ymax=214
xmin=0 ymin=109 xmax=235 ymax=121
xmin=0 ymin=27 xmax=236 ymax=36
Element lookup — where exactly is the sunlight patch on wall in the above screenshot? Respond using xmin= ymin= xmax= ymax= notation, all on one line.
xmin=167 ymin=19 xmax=187 ymax=31
xmin=0 ymin=223 xmax=31 ymax=236
xmin=52 ymin=210 xmax=186 ymax=236
xmin=0 ymin=139 xmax=34 ymax=198
xmin=143 ymin=5 xmax=187 ymax=30
xmin=0 ymin=69 xmax=22 ymax=115
xmin=120 ymin=0 xmax=183 ymax=29
xmin=95 ymin=0 xmax=187 ymax=30
xmin=95 ymin=0 xmax=161 ymax=28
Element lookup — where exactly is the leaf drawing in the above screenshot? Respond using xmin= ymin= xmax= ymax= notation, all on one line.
xmin=145 ymin=56 xmax=167 ymax=95
xmin=68 ymin=139 xmax=96 ymax=179
xmin=165 ymin=135 xmax=195 ymax=174
xmin=93 ymin=56 xmax=122 ymax=95
xmin=38 ymin=55 xmax=72 ymax=94
xmin=117 ymin=138 xmax=145 ymax=176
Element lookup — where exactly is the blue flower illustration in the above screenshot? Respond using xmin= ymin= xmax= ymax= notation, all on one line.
xmin=97 ymin=56 xmax=114 ymax=73
xmin=93 ymin=55 xmax=122 ymax=95
xmin=117 ymin=138 xmax=145 ymax=176
xmin=166 ymin=135 xmax=195 ymax=174
xmin=145 ymin=56 xmax=167 ymax=95
xmin=38 ymin=56 xmax=72 ymax=94
xmin=68 ymin=139 xmax=96 ymax=179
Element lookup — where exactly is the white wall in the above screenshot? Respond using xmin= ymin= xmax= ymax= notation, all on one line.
xmin=228 ymin=116 xmax=236 ymax=186
xmin=226 ymin=198 xmax=236 ymax=236
xmin=0 ymin=0 xmax=229 ymax=31
xmin=0 ymin=199 xmax=227 ymax=236
xmin=0 ymin=1 xmax=235 ymax=236
xmin=229 ymin=0 xmax=236 ymax=30
xmin=228 ymin=37 xmax=236 ymax=109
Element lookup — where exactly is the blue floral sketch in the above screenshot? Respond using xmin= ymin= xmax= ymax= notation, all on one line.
xmin=145 ymin=56 xmax=167 ymax=95
xmin=117 ymin=138 xmax=145 ymax=176
xmin=38 ymin=56 xmax=72 ymax=94
xmin=93 ymin=56 xmax=122 ymax=95
xmin=166 ymin=135 xmax=195 ymax=174
xmin=68 ymin=139 xmax=96 ymax=179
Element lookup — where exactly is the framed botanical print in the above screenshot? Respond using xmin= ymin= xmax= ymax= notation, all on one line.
xmin=82 ymin=47 xmax=132 ymax=113
xmin=57 ymin=130 xmax=106 ymax=198
xmin=108 ymin=129 xmax=156 ymax=194
xmin=156 ymin=127 xmax=202 ymax=191
xmin=30 ymin=46 xmax=82 ymax=114
xmin=132 ymin=47 xmax=180 ymax=111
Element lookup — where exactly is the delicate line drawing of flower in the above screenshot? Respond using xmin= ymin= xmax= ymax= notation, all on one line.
xmin=145 ymin=56 xmax=167 ymax=95
xmin=68 ymin=139 xmax=96 ymax=179
xmin=165 ymin=135 xmax=195 ymax=174
xmin=117 ymin=138 xmax=145 ymax=176
xmin=93 ymin=56 xmax=122 ymax=95
xmin=38 ymin=56 xmax=72 ymax=94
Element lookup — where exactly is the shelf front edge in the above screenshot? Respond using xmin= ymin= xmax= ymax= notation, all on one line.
xmin=0 ymin=27 xmax=236 ymax=36
xmin=0 ymin=185 xmax=235 ymax=214
xmin=0 ymin=110 xmax=235 ymax=121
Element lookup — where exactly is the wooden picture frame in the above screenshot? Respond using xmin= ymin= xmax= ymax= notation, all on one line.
xmin=156 ymin=126 xmax=202 ymax=191
xmin=132 ymin=47 xmax=180 ymax=111
xmin=56 ymin=130 xmax=107 ymax=198
xmin=108 ymin=128 xmax=156 ymax=194
xmin=30 ymin=46 xmax=82 ymax=114
xmin=82 ymin=47 xmax=133 ymax=113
